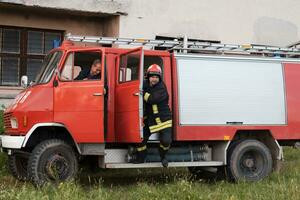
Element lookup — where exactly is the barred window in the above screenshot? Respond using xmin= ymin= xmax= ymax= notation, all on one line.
xmin=0 ymin=26 xmax=63 ymax=86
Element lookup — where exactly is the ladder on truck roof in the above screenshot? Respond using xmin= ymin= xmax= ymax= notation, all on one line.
xmin=65 ymin=33 xmax=300 ymax=57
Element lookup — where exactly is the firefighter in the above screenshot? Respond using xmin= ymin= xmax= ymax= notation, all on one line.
xmin=134 ymin=64 xmax=172 ymax=167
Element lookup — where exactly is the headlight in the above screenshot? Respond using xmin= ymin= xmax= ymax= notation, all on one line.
xmin=10 ymin=117 xmax=18 ymax=129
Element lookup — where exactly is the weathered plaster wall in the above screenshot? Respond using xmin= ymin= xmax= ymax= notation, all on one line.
xmin=0 ymin=8 xmax=106 ymax=36
xmin=118 ymin=0 xmax=300 ymax=46
xmin=0 ymin=0 xmax=124 ymax=15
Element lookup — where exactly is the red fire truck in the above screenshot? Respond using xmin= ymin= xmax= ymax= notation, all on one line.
xmin=1 ymin=34 xmax=299 ymax=185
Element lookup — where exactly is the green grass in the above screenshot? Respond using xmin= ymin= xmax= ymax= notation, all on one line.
xmin=0 ymin=148 xmax=299 ymax=200
xmin=1 ymin=114 xmax=300 ymax=199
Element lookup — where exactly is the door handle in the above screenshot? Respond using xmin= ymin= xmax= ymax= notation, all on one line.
xmin=133 ymin=92 xmax=140 ymax=96
xmin=93 ymin=93 xmax=103 ymax=96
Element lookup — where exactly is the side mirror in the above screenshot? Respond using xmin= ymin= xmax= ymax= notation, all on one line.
xmin=21 ymin=75 xmax=28 ymax=88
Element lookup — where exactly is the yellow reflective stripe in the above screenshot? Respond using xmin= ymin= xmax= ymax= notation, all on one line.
xmin=150 ymin=123 xmax=172 ymax=133
xmin=149 ymin=120 xmax=172 ymax=131
xmin=149 ymin=120 xmax=172 ymax=133
xmin=144 ymin=92 xmax=150 ymax=102
xmin=137 ymin=145 xmax=147 ymax=152
xmin=152 ymin=104 xmax=158 ymax=114
xmin=155 ymin=117 xmax=162 ymax=124
xmin=160 ymin=144 xmax=170 ymax=150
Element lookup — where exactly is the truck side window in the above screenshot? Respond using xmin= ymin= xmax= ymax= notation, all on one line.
xmin=119 ymin=54 xmax=139 ymax=83
xmin=60 ymin=53 xmax=73 ymax=81
xmin=118 ymin=55 xmax=163 ymax=83
xmin=73 ymin=52 xmax=102 ymax=81
xmin=60 ymin=51 xmax=102 ymax=81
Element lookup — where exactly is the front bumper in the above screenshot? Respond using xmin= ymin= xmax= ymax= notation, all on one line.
xmin=0 ymin=135 xmax=25 ymax=149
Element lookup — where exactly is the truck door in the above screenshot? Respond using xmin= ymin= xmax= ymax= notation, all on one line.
xmin=115 ymin=48 xmax=144 ymax=143
xmin=53 ymin=50 xmax=105 ymax=143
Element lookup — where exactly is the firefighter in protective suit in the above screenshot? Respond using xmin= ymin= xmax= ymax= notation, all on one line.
xmin=134 ymin=64 xmax=172 ymax=167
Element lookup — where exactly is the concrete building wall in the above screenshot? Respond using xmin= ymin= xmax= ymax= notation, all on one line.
xmin=2 ymin=0 xmax=299 ymax=46
xmin=118 ymin=0 xmax=300 ymax=47
xmin=0 ymin=0 xmax=124 ymax=15
xmin=0 ymin=7 xmax=118 ymax=37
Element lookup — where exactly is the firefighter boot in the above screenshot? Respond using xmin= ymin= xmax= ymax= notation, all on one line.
xmin=133 ymin=146 xmax=147 ymax=164
xmin=159 ymin=144 xmax=170 ymax=168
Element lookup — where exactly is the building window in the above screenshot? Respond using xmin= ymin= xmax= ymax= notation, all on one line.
xmin=0 ymin=26 xmax=63 ymax=86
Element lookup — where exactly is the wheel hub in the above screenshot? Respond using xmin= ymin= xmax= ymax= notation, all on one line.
xmin=45 ymin=154 xmax=69 ymax=180
xmin=243 ymin=158 xmax=255 ymax=168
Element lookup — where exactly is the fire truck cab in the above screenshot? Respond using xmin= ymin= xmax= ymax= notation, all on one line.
xmin=2 ymin=35 xmax=300 ymax=186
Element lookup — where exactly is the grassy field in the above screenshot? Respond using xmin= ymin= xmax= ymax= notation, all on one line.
xmin=1 ymin=114 xmax=300 ymax=199
xmin=1 ymin=149 xmax=300 ymax=200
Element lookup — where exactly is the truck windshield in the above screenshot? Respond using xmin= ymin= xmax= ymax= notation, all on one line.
xmin=34 ymin=51 xmax=62 ymax=84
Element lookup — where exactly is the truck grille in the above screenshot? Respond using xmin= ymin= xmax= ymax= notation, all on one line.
xmin=3 ymin=112 xmax=12 ymax=129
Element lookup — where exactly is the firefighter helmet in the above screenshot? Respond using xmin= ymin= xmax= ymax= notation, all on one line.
xmin=147 ymin=64 xmax=162 ymax=78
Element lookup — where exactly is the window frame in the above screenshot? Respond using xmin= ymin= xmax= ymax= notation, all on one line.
xmin=59 ymin=52 xmax=74 ymax=82
xmin=59 ymin=50 xmax=104 ymax=82
xmin=35 ymin=51 xmax=63 ymax=85
xmin=0 ymin=25 xmax=64 ymax=86
xmin=118 ymin=54 xmax=140 ymax=84
xmin=118 ymin=54 xmax=164 ymax=84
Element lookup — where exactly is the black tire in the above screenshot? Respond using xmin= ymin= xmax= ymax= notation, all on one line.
xmin=8 ymin=153 xmax=28 ymax=181
xmin=27 ymin=139 xmax=78 ymax=186
xmin=227 ymin=139 xmax=273 ymax=182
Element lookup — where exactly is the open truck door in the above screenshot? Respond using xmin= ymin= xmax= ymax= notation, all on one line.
xmin=115 ymin=47 xmax=144 ymax=143
xmin=53 ymin=49 xmax=106 ymax=143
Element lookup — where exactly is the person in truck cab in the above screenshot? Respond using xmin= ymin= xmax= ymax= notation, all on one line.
xmin=75 ymin=59 xmax=101 ymax=80
xmin=134 ymin=64 xmax=172 ymax=167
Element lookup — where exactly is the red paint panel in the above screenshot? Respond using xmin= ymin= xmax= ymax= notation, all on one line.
xmin=114 ymin=48 xmax=142 ymax=143
xmin=281 ymin=63 xmax=300 ymax=139
xmin=115 ymin=80 xmax=141 ymax=143
xmin=105 ymin=54 xmax=117 ymax=143
xmin=54 ymin=111 xmax=103 ymax=142
xmin=4 ymin=85 xmax=53 ymax=135
xmin=54 ymin=80 xmax=105 ymax=143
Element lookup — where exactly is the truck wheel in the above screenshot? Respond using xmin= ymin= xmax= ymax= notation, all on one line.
xmin=27 ymin=139 xmax=78 ymax=186
xmin=227 ymin=139 xmax=272 ymax=182
xmin=8 ymin=153 xmax=28 ymax=181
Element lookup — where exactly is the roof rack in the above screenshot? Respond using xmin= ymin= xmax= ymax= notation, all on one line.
xmin=65 ymin=33 xmax=300 ymax=57
xmin=65 ymin=33 xmax=181 ymax=48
